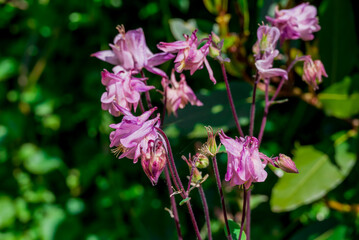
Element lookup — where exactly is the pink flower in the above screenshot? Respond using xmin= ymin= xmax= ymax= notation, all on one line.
xmin=302 ymin=56 xmax=327 ymax=90
xmin=100 ymin=69 xmax=154 ymax=116
xmin=266 ymin=3 xmax=321 ymax=43
xmin=162 ymin=69 xmax=203 ymax=116
xmin=141 ymin=140 xmax=167 ymax=185
xmin=253 ymin=25 xmax=281 ymax=59
xmin=109 ymin=106 xmax=160 ymax=163
xmin=157 ymin=30 xmax=217 ymax=84
xmin=92 ymin=26 xmax=174 ymax=78
xmin=255 ymin=52 xmax=288 ymax=80
xmin=219 ymin=130 xmax=268 ymax=189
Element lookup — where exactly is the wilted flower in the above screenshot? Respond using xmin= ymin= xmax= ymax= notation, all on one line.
xmin=266 ymin=3 xmax=321 ymax=43
xmin=275 ymin=154 xmax=299 ymax=173
xmin=101 ymin=69 xmax=154 ymax=116
xmin=109 ymin=106 xmax=160 ymax=163
xmin=141 ymin=140 xmax=167 ymax=185
xmin=162 ymin=69 xmax=203 ymax=116
xmin=157 ymin=29 xmax=217 ymax=84
xmin=302 ymin=56 xmax=327 ymax=90
xmin=92 ymin=26 xmax=174 ymax=77
xmin=219 ymin=130 xmax=268 ymax=189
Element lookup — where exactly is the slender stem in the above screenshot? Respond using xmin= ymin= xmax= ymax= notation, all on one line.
xmin=186 ymin=201 xmax=203 ymax=240
xmin=238 ymin=188 xmax=247 ymax=240
xmin=258 ymin=79 xmax=269 ymax=145
xmin=156 ymin=127 xmax=202 ymax=240
xmin=220 ymin=62 xmax=244 ymax=137
xmin=212 ymin=156 xmax=233 ymax=240
xmin=245 ymin=189 xmax=251 ymax=240
xmin=199 ymin=186 xmax=212 ymax=240
xmin=165 ymin=166 xmax=183 ymax=240
xmin=186 ymin=163 xmax=195 ymax=194
xmin=249 ymin=73 xmax=259 ymax=137
xmin=141 ymin=71 xmax=153 ymax=109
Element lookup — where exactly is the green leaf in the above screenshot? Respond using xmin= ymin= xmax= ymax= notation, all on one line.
xmin=319 ymin=0 xmax=357 ymax=85
xmin=227 ymin=219 xmax=246 ymax=240
xmin=318 ymin=75 xmax=359 ymax=118
xmin=270 ymin=134 xmax=356 ymax=212
xmin=169 ymin=18 xmax=198 ymax=41
xmin=179 ymin=197 xmax=191 ymax=206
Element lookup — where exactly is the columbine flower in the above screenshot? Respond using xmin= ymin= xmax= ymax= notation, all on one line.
xmin=101 ymin=69 xmax=154 ymax=116
xmin=219 ymin=130 xmax=268 ymax=189
xmin=157 ymin=29 xmax=217 ymax=84
xmin=302 ymin=56 xmax=327 ymax=90
xmin=255 ymin=52 xmax=288 ymax=80
xmin=92 ymin=25 xmax=174 ymax=77
xmin=161 ymin=69 xmax=203 ymax=116
xmin=141 ymin=140 xmax=167 ymax=185
xmin=109 ymin=106 xmax=160 ymax=163
xmin=266 ymin=3 xmax=321 ymax=43
xmin=253 ymin=25 xmax=281 ymax=59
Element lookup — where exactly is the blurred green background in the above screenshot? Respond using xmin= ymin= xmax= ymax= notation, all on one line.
xmin=1 ymin=0 xmax=359 ymax=239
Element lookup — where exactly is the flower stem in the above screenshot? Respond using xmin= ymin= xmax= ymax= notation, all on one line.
xmin=186 ymin=201 xmax=203 ymax=240
xmin=220 ymin=62 xmax=244 ymax=137
xmin=238 ymin=188 xmax=247 ymax=240
xmin=245 ymin=189 xmax=251 ymax=240
xmin=258 ymin=79 xmax=269 ymax=145
xmin=212 ymin=156 xmax=232 ymax=240
xmin=199 ymin=186 xmax=212 ymax=240
xmin=164 ymin=166 xmax=183 ymax=240
xmin=249 ymin=73 xmax=260 ymax=137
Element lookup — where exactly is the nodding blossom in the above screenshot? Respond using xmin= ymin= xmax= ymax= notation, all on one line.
xmin=253 ymin=25 xmax=288 ymax=81
xmin=100 ymin=69 xmax=154 ymax=116
xmin=302 ymin=56 xmax=327 ymax=90
xmin=266 ymin=3 xmax=321 ymax=43
xmin=92 ymin=26 xmax=174 ymax=78
xmin=141 ymin=140 xmax=167 ymax=186
xmin=109 ymin=106 xmax=160 ymax=163
xmin=157 ymin=29 xmax=217 ymax=84
xmin=161 ymin=69 xmax=203 ymax=116
xmin=219 ymin=130 xmax=268 ymax=189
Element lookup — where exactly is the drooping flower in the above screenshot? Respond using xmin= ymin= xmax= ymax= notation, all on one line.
xmin=161 ymin=69 xmax=203 ymax=116
xmin=109 ymin=106 xmax=160 ymax=163
xmin=141 ymin=139 xmax=167 ymax=185
xmin=252 ymin=25 xmax=281 ymax=59
xmin=92 ymin=26 xmax=174 ymax=77
xmin=100 ymin=69 xmax=154 ymax=116
xmin=266 ymin=3 xmax=321 ymax=43
xmin=157 ymin=29 xmax=217 ymax=84
xmin=255 ymin=52 xmax=288 ymax=80
xmin=219 ymin=130 xmax=268 ymax=188
xmin=302 ymin=56 xmax=327 ymax=90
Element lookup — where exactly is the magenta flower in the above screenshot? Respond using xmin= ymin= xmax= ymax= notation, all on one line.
xmin=157 ymin=29 xmax=216 ymax=84
xmin=253 ymin=25 xmax=281 ymax=59
xmin=100 ymin=69 xmax=154 ymax=116
xmin=302 ymin=56 xmax=327 ymax=90
xmin=92 ymin=26 xmax=174 ymax=78
xmin=162 ymin=69 xmax=203 ymax=116
xmin=266 ymin=3 xmax=321 ymax=43
xmin=255 ymin=52 xmax=288 ymax=80
xmin=141 ymin=140 xmax=167 ymax=185
xmin=219 ymin=130 xmax=268 ymax=189
xmin=109 ymin=106 xmax=160 ymax=163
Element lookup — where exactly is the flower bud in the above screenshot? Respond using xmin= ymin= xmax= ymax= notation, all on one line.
xmin=195 ymin=153 xmax=209 ymax=169
xmin=141 ymin=140 xmax=167 ymax=186
xmin=204 ymin=126 xmax=218 ymax=156
xmin=191 ymin=168 xmax=203 ymax=183
xmin=276 ymin=154 xmax=299 ymax=173
xmin=302 ymin=58 xmax=327 ymax=90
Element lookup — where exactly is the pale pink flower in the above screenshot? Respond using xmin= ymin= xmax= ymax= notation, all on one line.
xmin=255 ymin=52 xmax=288 ymax=80
xmin=219 ymin=130 xmax=268 ymax=189
xmin=100 ymin=69 xmax=154 ymax=116
xmin=92 ymin=26 xmax=174 ymax=78
xmin=162 ymin=70 xmax=203 ymax=116
xmin=157 ymin=29 xmax=216 ymax=84
xmin=109 ymin=106 xmax=160 ymax=163
xmin=266 ymin=3 xmax=321 ymax=43
xmin=302 ymin=57 xmax=327 ymax=90
xmin=253 ymin=25 xmax=281 ymax=59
